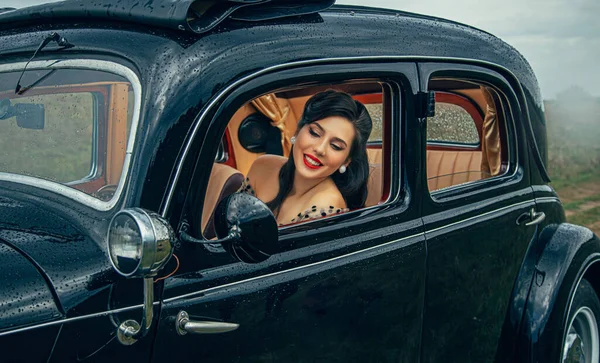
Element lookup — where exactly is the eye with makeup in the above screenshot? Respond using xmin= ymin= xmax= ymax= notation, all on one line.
xmin=330 ymin=143 xmax=343 ymax=151
xmin=308 ymin=126 xmax=320 ymax=138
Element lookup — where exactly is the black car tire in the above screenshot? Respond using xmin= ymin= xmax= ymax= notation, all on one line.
xmin=561 ymin=278 xmax=600 ymax=363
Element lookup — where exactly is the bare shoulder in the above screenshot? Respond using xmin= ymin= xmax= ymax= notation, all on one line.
xmin=247 ymin=155 xmax=287 ymax=198
xmin=289 ymin=184 xmax=348 ymax=224
xmin=247 ymin=155 xmax=286 ymax=180
xmin=307 ymin=180 xmax=347 ymax=210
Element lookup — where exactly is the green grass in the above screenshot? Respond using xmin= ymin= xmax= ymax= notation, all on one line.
xmin=562 ymin=194 xmax=600 ymax=212
xmin=550 ymin=172 xmax=598 ymax=191
xmin=569 ymin=206 xmax=600 ymax=227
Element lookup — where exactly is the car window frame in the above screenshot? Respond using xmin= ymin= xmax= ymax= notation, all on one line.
xmin=0 ymin=59 xmax=142 ymax=211
xmin=175 ymin=60 xmax=418 ymax=252
xmin=419 ymin=63 xmax=523 ymax=202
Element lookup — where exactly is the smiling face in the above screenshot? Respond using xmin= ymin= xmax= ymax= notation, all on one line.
xmin=292 ymin=116 xmax=356 ymax=180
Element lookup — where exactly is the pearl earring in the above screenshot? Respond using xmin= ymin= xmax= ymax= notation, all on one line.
xmin=290 ymin=136 xmax=296 ymax=144
xmin=339 ymin=165 xmax=347 ymax=174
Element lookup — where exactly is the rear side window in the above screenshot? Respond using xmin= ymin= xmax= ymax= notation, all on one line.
xmin=427 ymin=95 xmax=480 ymax=146
xmin=0 ymin=66 xmax=136 ymax=203
xmin=425 ymin=83 xmax=508 ymax=192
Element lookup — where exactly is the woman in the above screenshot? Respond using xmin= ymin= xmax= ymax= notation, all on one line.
xmin=241 ymin=90 xmax=373 ymax=225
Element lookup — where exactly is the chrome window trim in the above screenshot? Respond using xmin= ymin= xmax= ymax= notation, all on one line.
xmin=0 ymin=59 xmax=141 ymax=211
xmin=426 ymin=141 xmax=480 ymax=149
xmin=161 ymin=55 xmax=524 ymax=218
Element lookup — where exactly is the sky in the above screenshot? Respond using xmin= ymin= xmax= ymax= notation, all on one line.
xmin=2 ymin=0 xmax=598 ymax=99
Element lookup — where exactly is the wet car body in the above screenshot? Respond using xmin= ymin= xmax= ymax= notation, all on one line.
xmin=0 ymin=1 xmax=598 ymax=362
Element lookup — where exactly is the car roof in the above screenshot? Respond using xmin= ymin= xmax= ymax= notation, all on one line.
xmin=0 ymin=1 xmax=548 ymax=179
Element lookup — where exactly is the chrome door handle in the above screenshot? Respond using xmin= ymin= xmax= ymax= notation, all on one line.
xmin=176 ymin=311 xmax=239 ymax=336
xmin=516 ymin=208 xmax=546 ymax=226
xmin=525 ymin=211 xmax=545 ymax=226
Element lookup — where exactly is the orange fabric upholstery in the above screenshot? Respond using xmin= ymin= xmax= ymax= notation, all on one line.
xmin=251 ymin=94 xmax=294 ymax=157
xmin=480 ymin=87 xmax=502 ymax=176
xmin=427 ymin=150 xmax=483 ymax=191
xmin=202 ymin=163 xmax=244 ymax=239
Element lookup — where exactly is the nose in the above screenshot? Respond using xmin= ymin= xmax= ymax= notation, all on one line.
xmin=313 ymin=139 xmax=327 ymax=156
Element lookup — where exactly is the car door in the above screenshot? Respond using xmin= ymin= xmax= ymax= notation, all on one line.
xmin=417 ymin=62 xmax=539 ymax=362
xmin=151 ymin=61 xmax=426 ymax=362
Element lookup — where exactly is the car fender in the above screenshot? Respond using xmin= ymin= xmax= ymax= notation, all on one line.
xmin=516 ymin=223 xmax=600 ymax=362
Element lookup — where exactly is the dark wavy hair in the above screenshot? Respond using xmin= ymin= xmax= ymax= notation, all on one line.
xmin=266 ymin=90 xmax=373 ymax=213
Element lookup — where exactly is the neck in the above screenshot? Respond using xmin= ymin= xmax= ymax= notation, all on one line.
xmin=290 ymin=170 xmax=327 ymax=198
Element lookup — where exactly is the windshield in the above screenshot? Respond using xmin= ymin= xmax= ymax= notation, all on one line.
xmin=0 ymin=63 xmax=138 ymax=206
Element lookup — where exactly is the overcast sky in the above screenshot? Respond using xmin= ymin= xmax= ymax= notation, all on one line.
xmin=2 ymin=0 xmax=598 ymax=99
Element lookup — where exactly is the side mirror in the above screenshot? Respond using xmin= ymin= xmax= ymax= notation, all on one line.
xmin=15 ymin=103 xmax=45 ymax=130
xmin=214 ymin=192 xmax=279 ymax=263
xmin=0 ymin=99 xmax=45 ymax=129
xmin=179 ymin=193 xmax=279 ymax=263
xmin=107 ymin=208 xmax=175 ymax=345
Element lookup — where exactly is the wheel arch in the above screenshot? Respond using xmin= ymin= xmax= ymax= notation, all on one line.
xmin=515 ymin=223 xmax=600 ymax=362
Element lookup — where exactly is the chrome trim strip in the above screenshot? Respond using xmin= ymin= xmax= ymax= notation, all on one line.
xmin=0 ymin=302 xmax=159 ymax=338
xmin=160 ymin=55 xmax=519 ymax=217
xmin=535 ymin=197 xmax=560 ymax=203
xmin=427 ymin=141 xmax=479 ymax=149
xmin=164 ymin=231 xmax=424 ymax=304
xmin=0 ymin=59 xmax=141 ymax=211
xmin=425 ymin=199 xmax=535 ymax=235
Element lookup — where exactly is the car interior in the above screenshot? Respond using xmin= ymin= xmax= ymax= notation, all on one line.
xmin=199 ymin=79 xmax=507 ymax=237
xmin=426 ymin=79 xmax=507 ymax=192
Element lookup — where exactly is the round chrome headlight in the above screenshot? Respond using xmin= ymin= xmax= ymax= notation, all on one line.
xmin=107 ymin=208 xmax=175 ymax=278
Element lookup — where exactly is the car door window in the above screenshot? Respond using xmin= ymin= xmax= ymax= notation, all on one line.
xmin=197 ymin=81 xmax=392 ymax=238
xmin=426 ymin=81 xmax=509 ymax=193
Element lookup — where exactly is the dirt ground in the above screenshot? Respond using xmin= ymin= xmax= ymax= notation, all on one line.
xmin=553 ymin=178 xmax=600 ymax=235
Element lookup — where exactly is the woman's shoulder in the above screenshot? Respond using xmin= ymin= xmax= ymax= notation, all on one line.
xmin=248 ymin=155 xmax=286 ymax=178
xmin=289 ymin=199 xmax=349 ymax=224
xmin=287 ymin=182 xmax=347 ymax=223
xmin=245 ymin=154 xmax=286 ymax=198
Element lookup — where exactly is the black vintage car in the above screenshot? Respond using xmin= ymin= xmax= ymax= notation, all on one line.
xmin=0 ymin=0 xmax=598 ymax=362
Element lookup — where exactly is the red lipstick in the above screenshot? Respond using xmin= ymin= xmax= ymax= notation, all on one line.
xmin=303 ymin=154 xmax=322 ymax=169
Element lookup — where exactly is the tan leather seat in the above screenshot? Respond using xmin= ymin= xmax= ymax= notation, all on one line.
xmin=367 ymin=148 xmax=382 ymax=164
xmin=427 ymin=150 xmax=483 ymax=191
xmin=365 ymin=164 xmax=383 ymax=207
xmin=201 ymin=163 xmax=244 ymax=239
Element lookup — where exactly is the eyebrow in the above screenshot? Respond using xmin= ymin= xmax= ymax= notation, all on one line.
xmin=312 ymin=122 xmax=348 ymax=148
